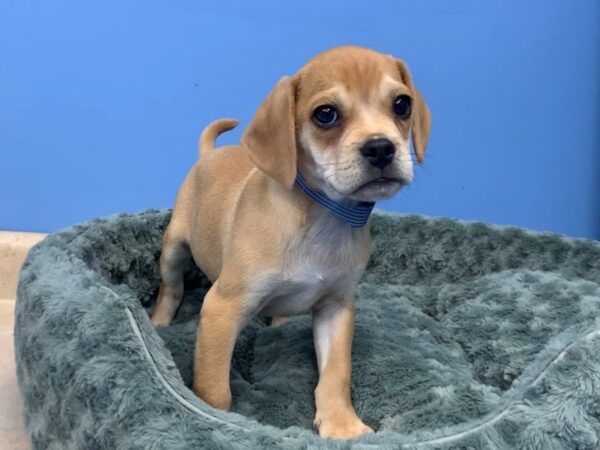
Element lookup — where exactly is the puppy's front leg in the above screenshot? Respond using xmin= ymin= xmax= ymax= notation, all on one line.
xmin=312 ymin=297 xmax=373 ymax=439
xmin=193 ymin=281 xmax=243 ymax=411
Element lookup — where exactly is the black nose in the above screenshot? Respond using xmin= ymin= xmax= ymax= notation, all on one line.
xmin=360 ymin=138 xmax=396 ymax=169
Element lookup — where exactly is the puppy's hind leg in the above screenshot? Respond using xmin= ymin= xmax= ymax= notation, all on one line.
xmin=151 ymin=230 xmax=191 ymax=326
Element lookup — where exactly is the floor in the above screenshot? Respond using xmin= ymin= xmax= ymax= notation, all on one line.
xmin=0 ymin=231 xmax=46 ymax=450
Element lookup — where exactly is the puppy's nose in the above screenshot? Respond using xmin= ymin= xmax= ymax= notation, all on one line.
xmin=360 ymin=138 xmax=396 ymax=169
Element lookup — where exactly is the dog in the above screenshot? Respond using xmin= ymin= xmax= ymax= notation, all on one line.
xmin=150 ymin=46 xmax=431 ymax=439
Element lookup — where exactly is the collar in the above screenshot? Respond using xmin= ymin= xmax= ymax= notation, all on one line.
xmin=294 ymin=172 xmax=375 ymax=228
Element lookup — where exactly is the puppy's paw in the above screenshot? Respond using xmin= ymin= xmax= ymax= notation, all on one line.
xmin=270 ymin=316 xmax=288 ymax=327
xmin=150 ymin=312 xmax=172 ymax=327
xmin=313 ymin=411 xmax=373 ymax=440
xmin=194 ymin=383 xmax=232 ymax=411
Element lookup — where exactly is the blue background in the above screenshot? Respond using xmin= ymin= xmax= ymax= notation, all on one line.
xmin=2 ymin=1 xmax=599 ymax=238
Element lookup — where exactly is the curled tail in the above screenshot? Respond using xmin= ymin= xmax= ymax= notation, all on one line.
xmin=199 ymin=118 xmax=239 ymax=158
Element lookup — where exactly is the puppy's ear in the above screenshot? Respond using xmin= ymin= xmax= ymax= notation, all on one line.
xmin=241 ymin=76 xmax=297 ymax=189
xmin=395 ymin=60 xmax=431 ymax=163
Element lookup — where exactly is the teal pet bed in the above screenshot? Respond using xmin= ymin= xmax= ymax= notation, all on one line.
xmin=15 ymin=210 xmax=600 ymax=449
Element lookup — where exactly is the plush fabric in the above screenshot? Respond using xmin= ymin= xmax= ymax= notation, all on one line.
xmin=15 ymin=209 xmax=600 ymax=449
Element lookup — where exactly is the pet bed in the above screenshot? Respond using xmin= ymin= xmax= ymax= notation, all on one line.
xmin=15 ymin=210 xmax=600 ymax=449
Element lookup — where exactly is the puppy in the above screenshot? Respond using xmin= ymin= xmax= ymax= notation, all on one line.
xmin=151 ymin=46 xmax=431 ymax=440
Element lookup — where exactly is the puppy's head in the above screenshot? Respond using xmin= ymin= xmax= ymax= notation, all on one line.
xmin=241 ymin=46 xmax=431 ymax=202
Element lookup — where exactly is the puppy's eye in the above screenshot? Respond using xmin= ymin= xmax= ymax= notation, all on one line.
xmin=393 ymin=95 xmax=412 ymax=119
xmin=312 ymin=105 xmax=339 ymax=128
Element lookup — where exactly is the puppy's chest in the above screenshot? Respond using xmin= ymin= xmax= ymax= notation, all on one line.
xmin=257 ymin=221 xmax=369 ymax=317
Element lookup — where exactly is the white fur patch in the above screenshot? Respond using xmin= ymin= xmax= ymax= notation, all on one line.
xmin=245 ymin=209 xmax=367 ymax=320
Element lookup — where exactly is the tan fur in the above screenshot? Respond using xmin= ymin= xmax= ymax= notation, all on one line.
xmin=151 ymin=46 xmax=431 ymax=440
xmin=199 ymin=118 xmax=239 ymax=157
xmin=241 ymin=77 xmax=298 ymax=189
xmin=312 ymin=299 xmax=373 ymax=439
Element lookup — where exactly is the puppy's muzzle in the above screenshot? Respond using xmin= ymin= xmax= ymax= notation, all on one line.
xmin=359 ymin=138 xmax=396 ymax=169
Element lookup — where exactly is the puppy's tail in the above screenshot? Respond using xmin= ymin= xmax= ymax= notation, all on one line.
xmin=199 ymin=118 xmax=239 ymax=158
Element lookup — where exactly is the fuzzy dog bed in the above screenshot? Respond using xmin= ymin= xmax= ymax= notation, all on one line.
xmin=15 ymin=210 xmax=600 ymax=449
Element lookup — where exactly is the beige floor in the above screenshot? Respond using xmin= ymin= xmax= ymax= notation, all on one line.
xmin=0 ymin=231 xmax=46 ymax=450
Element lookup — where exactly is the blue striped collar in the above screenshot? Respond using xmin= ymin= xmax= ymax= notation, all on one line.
xmin=295 ymin=172 xmax=375 ymax=228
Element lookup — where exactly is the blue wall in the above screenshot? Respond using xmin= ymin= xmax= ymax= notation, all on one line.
xmin=2 ymin=1 xmax=599 ymax=238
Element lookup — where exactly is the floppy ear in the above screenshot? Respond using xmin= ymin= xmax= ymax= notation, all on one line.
xmin=395 ymin=60 xmax=431 ymax=163
xmin=241 ymin=76 xmax=297 ymax=189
